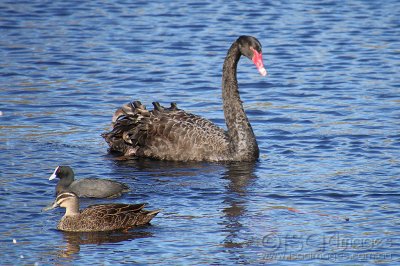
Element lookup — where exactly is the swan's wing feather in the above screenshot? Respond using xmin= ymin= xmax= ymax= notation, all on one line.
xmin=102 ymin=102 xmax=230 ymax=161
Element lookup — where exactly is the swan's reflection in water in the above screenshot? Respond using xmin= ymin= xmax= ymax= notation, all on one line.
xmin=58 ymin=229 xmax=153 ymax=258
xmin=220 ymin=162 xmax=258 ymax=249
xmin=112 ymin=157 xmax=223 ymax=178
xmin=222 ymin=162 xmax=257 ymax=194
xmin=105 ymin=157 xmax=258 ymax=257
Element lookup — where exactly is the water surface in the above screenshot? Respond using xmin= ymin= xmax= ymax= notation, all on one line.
xmin=1 ymin=0 xmax=399 ymax=265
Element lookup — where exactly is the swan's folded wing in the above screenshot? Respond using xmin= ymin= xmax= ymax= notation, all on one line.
xmin=102 ymin=102 xmax=230 ymax=161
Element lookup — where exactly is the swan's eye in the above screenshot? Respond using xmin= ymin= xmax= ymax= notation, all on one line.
xmin=250 ymin=47 xmax=261 ymax=53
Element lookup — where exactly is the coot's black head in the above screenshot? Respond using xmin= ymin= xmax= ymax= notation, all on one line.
xmin=49 ymin=166 xmax=74 ymax=181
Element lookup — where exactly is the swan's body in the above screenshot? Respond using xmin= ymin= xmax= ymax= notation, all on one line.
xmin=102 ymin=36 xmax=266 ymax=162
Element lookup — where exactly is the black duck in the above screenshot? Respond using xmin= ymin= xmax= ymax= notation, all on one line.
xmin=44 ymin=192 xmax=159 ymax=232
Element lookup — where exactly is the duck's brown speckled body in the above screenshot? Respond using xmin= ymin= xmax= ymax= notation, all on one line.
xmin=45 ymin=192 xmax=159 ymax=232
xmin=102 ymin=36 xmax=267 ymax=162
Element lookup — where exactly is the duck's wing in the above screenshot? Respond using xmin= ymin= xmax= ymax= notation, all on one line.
xmin=80 ymin=203 xmax=159 ymax=229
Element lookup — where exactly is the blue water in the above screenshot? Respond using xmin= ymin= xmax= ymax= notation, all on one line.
xmin=1 ymin=0 xmax=399 ymax=265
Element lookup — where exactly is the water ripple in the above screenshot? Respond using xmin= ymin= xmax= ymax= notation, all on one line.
xmin=1 ymin=0 xmax=400 ymax=265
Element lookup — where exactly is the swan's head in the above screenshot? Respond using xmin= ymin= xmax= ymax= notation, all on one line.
xmin=237 ymin=36 xmax=267 ymax=76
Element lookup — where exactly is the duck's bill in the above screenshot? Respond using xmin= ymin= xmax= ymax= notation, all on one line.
xmin=42 ymin=201 xmax=58 ymax=212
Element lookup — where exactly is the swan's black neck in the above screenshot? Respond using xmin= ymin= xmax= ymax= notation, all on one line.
xmin=222 ymin=41 xmax=259 ymax=161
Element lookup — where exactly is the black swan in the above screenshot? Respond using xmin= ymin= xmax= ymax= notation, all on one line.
xmin=102 ymin=36 xmax=267 ymax=162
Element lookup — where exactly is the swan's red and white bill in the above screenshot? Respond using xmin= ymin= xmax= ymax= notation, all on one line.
xmin=251 ymin=48 xmax=267 ymax=76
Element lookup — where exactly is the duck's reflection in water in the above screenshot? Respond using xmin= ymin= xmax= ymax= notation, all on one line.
xmin=220 ymin=162 xmax=257 ymax=249
xmin=58 ymin=228 xmax=153 ymax=258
